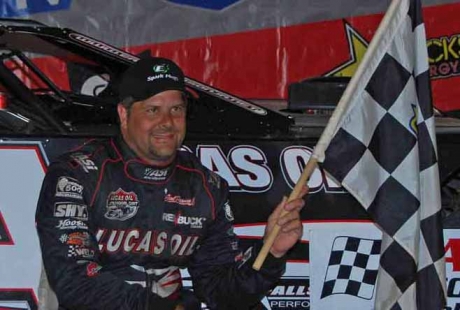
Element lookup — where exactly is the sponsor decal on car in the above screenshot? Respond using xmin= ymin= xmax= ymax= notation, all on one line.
xmin=428 ymin=33 xmax=460 ymax=79
xmin=0 ymin=212 xmax=13 ymax=245
xmin=444 ymin=230 xmax=460 ymax=309
xmin=186 ymin=78 xmax=267 ymax=115
xmin=69 ymin=33 xmax=139 ymax=62
xmin=104 ymin=188 xmax=140 ymax=221
xmin=262 ymin=277 xmax=310 ymax=310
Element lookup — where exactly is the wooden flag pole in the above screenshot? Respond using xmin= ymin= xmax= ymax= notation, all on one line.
xmin=252 ymin=0 xmax=402 ymax=271
xmin=252 ymin=157 xmax=318 ymax=271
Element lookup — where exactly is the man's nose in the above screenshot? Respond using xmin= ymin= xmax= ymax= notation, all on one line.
xmin=158 ymin=111 xmax=173 ymax=128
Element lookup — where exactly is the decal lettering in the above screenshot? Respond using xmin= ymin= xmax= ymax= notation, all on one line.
xmin=54 ymin=203 xmax=88 ymax=220
xmin=197 ymin=145 xmax=273 ymax=193
xmin=124 ymin=230 xmax=139 ymax=252
xmin=70 ymin=153 xmax=98 ymax=173
xmin=144 ymin=168 xmax=169 ymax=181
xmin=164 ymin=194 xmax=195 ymax=207
xmin=0 ymin=212 xmax=13 ymax=245
xmin=185 ymin=78 xmax=267 ymax=115
xmin=162 ymin=212 xmax=206 ymax=229
xmin=228 ymin=145 xmax=272 ymax=192
xmin=55 ymin=176 xmax=83 ymax=199
xmin=280 ymin=146 xmax=344 ymax=194
xmin=105 ymin=188 xmax=140 ymax=221
xmin=446 ymin=238 xmax=460 ymax=272
xmin=428 ymin=34 xmax=460 ymax=79
xmin=56 ymin=219 xmax=88 ymax=230
xmin=155 ymin=231 xmax=167 ymax=254
xmin=96 ymin=229 xmax=199 ymax=256
xmin=195 ymin=144 xmax=345 ymax=194
xmin=69 ymin=33 xmax=139 ymax=62
xmin=448 ymin=277 xmax=460 ymax=298
xmin=67 ymin=245 xmax=95 ymax=259
xmin=263 ymin=278 xmax=311 ymax=310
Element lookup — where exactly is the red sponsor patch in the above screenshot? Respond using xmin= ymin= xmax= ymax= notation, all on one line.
xmin=164 ymin=194 xmax=195 ymax=207
xmin=86 ymin=262 xmax=102 ymax=277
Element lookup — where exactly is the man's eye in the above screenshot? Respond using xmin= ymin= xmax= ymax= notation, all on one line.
xmin=146 ymin=107 xmax=158 ymax=114
xmin=172 ymin=105 xmax=186 ymax=113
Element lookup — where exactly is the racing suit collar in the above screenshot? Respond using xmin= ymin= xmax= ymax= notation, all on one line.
xmin=112 ymin=135 xmax=176 ymax=183
xmin=113 ymin=135 xmax=140 ymax=161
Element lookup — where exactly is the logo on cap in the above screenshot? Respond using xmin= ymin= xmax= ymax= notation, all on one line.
xmin=153 ymin=64 xmax=170 ymax=73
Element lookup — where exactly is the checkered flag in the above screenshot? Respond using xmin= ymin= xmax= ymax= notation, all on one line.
xmin=321 ymin=237 xmax=381 ymax=300
xmin=313 ymin=0 xmax=446 ymax=309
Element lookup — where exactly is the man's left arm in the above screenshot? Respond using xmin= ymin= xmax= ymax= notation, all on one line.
xmin=187 ymin=186 xmax=307 ymax=310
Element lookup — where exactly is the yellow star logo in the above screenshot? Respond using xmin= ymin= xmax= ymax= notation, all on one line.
xmin=326 ymin=23 xmax=369 ymax=77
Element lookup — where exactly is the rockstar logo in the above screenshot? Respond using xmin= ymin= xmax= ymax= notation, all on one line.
xmin=326 ymin=23 xmax=369 ymax=77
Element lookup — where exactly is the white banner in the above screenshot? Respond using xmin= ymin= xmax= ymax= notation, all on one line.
xmin=309 ymin=223 xmax=382 ymax=310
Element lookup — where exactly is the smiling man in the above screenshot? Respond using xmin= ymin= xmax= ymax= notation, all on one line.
xmin=36 ymin=56 xmax=308 ymax=310
xmin=117 ymin=58 xmax=188 ymax=167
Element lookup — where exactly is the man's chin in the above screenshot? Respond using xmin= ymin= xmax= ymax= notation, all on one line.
xmin=150 ymin=150 xmax=177 ymax=164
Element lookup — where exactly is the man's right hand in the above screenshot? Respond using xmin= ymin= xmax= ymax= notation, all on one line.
xmin=175 ymin=304 xmax=185 ymax=310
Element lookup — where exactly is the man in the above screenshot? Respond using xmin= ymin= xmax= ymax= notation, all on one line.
xmin=36 ymin=56 xmax=307 ymax=309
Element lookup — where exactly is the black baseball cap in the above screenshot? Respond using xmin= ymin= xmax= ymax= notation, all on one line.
xmin=118 ymin=56 xmax=185 ymax=102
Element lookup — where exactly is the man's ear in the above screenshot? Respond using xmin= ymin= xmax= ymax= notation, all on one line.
xmin=117 ymin=104 xmax=128 ymax=129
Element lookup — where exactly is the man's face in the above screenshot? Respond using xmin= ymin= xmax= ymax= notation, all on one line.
xmin=118 ymin=90 xmax=187 ymax=166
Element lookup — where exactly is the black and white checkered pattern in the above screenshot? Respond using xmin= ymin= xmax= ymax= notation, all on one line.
xmin=321 ymin=237 xmax=381 ymax=300
xmin=68 ymin=245 xmax=78 ymax=257
xmin=320 ymin=0 xmax=446 ymax=309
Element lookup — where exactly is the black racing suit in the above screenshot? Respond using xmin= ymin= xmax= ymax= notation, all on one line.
xmin=36 ymin=137 xmax=285 ymax=309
